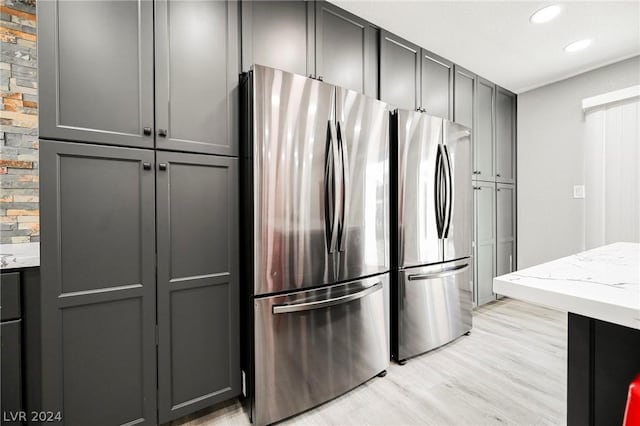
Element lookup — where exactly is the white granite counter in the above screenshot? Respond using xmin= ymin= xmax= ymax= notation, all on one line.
xmin=494 ymin=242 xmax=640 ymax=330
xmin=0 ymin=242 xmax=40 ymax=270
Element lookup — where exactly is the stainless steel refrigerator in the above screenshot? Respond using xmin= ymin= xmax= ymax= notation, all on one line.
xmin=392 ymin=109 xmax=473 ymax=363
xmin=241 ymin=65 xmax=391 ymax=425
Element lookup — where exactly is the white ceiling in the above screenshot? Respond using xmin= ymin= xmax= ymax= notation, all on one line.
xmin=330 ymin=0 xmax=640 ymax=93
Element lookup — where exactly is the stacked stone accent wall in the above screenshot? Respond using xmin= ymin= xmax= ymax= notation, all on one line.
xmin=0 ymin=0 xmax=38 ymax=243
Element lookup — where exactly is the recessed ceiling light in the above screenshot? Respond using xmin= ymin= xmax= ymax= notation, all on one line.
xmin=530 ymin=5 xmax=562 ymax=24
xmin=564 ymin=39 xmax=592 ymax=53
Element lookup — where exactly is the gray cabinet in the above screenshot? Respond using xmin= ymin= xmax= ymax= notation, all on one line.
xmin=453 ymin=65 xmax=475 ymax=130
xmin=1 ymin=320 xmax=21 ymax=426
xmin=1 ymin=272 xmax=20 ymax=321
xmin=420 ymin=49 xmax=453 ymax=120
xmin=496 ymin=87 xmax=516 ymax=184
xmin=40 ymin=142 xmax=242 ymax=424
xmin=242 ymin=1 xmax=378 ymax=97
xmin=241 ymin=0 xmax=314 ymax=76
xmin=38 ymin=0 xmax=154 ymax=148
xmin=155 ymin=0 xmax=239 ymax=156
xmin=381 ymin=33 xmax=453 ymax=117
xmin=473 ymin=182 xmax=516 ymax=306
xmin=40 ymin=0 xmax=239 ymax=155
xmin=40 ymin=140 xmax=157 ymax=425
xmin=315 ymin=1 xmax=378 ymax=97
xmin=496 ymin=183 xmax=516 ymax=278
xmin=473 ymin=181 xmax=496 ymax=306
xmin=380 ymin=30 xmax=420 ymax=110
xmin=474 ymin=77 xmax=495 ymax=181
xmin=1 ymin=272 xmax=22 ymax=426
xmin=156 ymin=152 xmax=240 ymax=422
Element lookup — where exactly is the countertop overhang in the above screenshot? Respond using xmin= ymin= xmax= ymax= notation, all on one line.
xmin=0 ymin=242 xmax=40 ymax=270
xmin=494 ymin=242 xmax=640 ymax=330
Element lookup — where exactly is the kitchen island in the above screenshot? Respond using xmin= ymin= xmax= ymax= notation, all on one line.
xmin=494 ymin=242 xmax=640 ymax=426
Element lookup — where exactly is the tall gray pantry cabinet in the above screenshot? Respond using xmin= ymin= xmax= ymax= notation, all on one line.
xmin=450 ymin=64 xmax=517 ymax=307
xmin=38 ymin=0 xmax=240 ymax=424
xmin=471 ymin=81 xmax=517 ymax=306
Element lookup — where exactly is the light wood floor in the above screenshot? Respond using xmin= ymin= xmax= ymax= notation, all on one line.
xmin=176 ymin=298 xmax=567 ymax=426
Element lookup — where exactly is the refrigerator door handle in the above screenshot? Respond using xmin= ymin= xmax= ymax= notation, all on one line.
xmin=325 ymin=120 xmax=340 ymax=253
xmin=272 ymin=281 xmax=383 ymax=314
xmin=336 ymin=121 xmax=349 ymax=252
xmin=442 ymin=144 xmax=453 ymax=238
xmin=407 ymin=263 xmax=470 ymax=281
xmin=434 ymin=145 xmax=444 ymax=239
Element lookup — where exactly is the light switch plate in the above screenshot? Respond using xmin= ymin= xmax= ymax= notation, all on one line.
xmin=573 ymin=185 xmax=585 ymax=199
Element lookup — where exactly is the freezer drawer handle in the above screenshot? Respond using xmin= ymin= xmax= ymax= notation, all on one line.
xmin=272 ymin=282 xmax=382 ymax=314
xmin=407 ymin=263 xmax=470 ymax=281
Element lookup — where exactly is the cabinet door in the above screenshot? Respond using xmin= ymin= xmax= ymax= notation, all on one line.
xmin=315 ymin=1 xmax=378 ymax=97
xmin=474 ymin=181 xmax=496 ymax=306
xmin=453 ymin=65 xmax=475 ymax=129
xmin=380 ymin=30 xmax=420 ymax=110
xmin=38 ymin=1 xmax=154 ymax=148
xmin=241 ymin=0 xmax=314 ymax=76
xmin=1 ymin=320 xmax=22 ymax=425
xmin=156 ymin=152 xmax=240 ymax=422
xmin=40 ymin=140 xmax=157 ymax=425
xmin=0 ymin=272 xmax=20 ymax=321
xmin=420 ymin=49 xmax=453 ymax=120
xmin=155 ymin=0 xmax=239 ymax=156
xmin=496 ymin=87 xmax=516 ymax=183
xmin=475 ymin=77 xmax=495 ymax=181
xmin=496 ymin=183 xmax=516 ymax=277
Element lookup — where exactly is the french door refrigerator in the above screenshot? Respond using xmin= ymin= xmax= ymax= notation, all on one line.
xmin=241 ymin=65 xmax=391 ymax=425
xmin=392 ymin=109 xmax=473 ymax=363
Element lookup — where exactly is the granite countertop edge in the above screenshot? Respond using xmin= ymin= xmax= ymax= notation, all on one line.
xmin=0 ymin=242 xmax=40 ymax=270
xmin=493 ymin=242 xmax=640 ymax=330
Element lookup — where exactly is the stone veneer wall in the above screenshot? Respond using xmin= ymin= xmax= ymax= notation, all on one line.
xmin=0 ymin=0 xmax=38 ymax=244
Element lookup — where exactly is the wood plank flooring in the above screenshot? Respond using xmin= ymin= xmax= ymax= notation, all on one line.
xmin=174 ymin=298 xmax=567 ymax=426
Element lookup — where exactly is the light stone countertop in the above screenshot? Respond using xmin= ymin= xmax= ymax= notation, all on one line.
xmin=0 ymin=242 xmax=40 ymax=270
xmin=494 ymin=242 xmax=640 ymax=330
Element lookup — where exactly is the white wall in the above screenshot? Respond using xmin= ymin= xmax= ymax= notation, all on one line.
xmin=517 ymin=56 xmax=640 ymax=269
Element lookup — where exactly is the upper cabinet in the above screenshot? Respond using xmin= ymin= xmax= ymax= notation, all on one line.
xmin=241 ymin=1 xmax=378 ymax=98
xmin=241 ymin=0 xmax=314 ymax=77
xmin=420 ymin=49 xmax=453 ymax=120
xmin=474 ymin=77 xmax=496 ymax=181
xmin=315 ymin=2 xmax=378 ymax=97
xmin=496 ymin=87 xmax=516 ymax=183
xmin=453 ymin=65 xmax=475 ymax=129
xmin=380 ymin=31 xmax=453 ymax=118
xmin=155 ymin=0 xmax=239 ymax=156
xmin=38 ymin=0 xmax=155 ymax=148
xmin=39 ymin=0 xmax=239 ymax=155
xmin=380 ymin=30 xmax=421 ymax=110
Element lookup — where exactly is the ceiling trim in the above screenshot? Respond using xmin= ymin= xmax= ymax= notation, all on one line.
xmin=517 ymin=53 xmax=640 ymax=94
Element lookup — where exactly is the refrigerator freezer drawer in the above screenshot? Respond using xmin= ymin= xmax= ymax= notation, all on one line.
xmin=396 ymin=259 xmax=472 ymax=361
xmin=254 ymin=274 xmax=390 ymax=425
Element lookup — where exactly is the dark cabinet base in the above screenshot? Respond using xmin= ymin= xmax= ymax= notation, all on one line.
xmin=567 ymin=313 xmax=640 ymax=426
xmin=1 ymin=320 xmax=22 ymax=426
